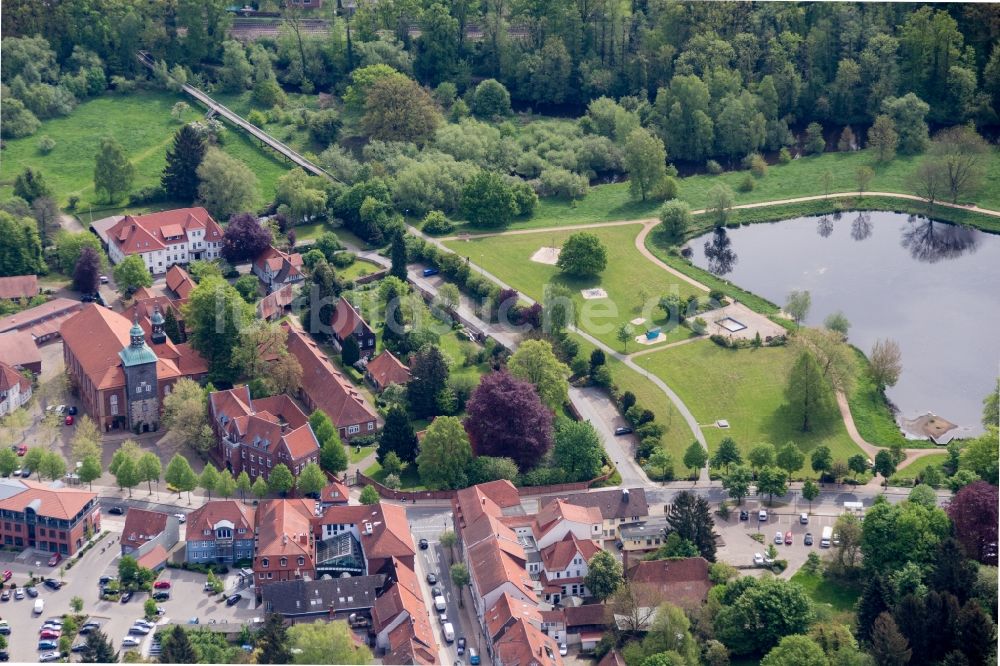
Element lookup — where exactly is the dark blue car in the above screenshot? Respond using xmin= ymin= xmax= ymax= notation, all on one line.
xmin=38 ymin=640 xmax=58 ymax=651
xmin=422 ymin=268 xmax=439 ymax=277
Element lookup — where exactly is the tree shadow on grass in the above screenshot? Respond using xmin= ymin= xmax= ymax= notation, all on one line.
xmin=764 ymin=398 xmax=843 ymax=458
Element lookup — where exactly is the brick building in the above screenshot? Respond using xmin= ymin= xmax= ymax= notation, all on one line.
xmin=0 ymin=479 xmax=100 ymax=556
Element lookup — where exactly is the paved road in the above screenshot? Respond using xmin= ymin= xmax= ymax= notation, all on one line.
xmin=570 ymin=386 xmax=646 ymax=486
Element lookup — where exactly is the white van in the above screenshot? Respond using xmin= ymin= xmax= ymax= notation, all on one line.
xmin=442 ymin=622 xmax=455 ymax=643
xmin=33 ymin=598 xmax=45 ymax=615
xmin=434 ymin=595 xmax=447 ymax=612
xmin=820 ymin=526 xmax=833 ymax=548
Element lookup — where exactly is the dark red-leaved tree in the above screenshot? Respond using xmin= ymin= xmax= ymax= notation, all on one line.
xmin=464 ymin=370 xmax=553 ymax=471
xmin=221 ymin=212 xmax=273 ymax=264
xmin=947 ymin=480 xmax=998 ymax=565
xmin=72 ymin=246 xmax=101 ymax=294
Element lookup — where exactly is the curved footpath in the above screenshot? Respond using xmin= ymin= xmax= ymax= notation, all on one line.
xmin=421 ymin=190 xmax=994 ymax=479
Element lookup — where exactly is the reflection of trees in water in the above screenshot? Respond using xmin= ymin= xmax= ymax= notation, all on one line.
xmin=703 ymin=227 xmax=738 ymax=275
xmin=817 ymin=216 xmax=833 ymax=238
xmin=851 ymin=212 xmax=872 ymax=241
xmin=900 ymin=218 xmax=979 ymax=263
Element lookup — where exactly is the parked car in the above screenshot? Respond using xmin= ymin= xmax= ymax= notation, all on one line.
xmin=43 ymin=578 xmax=61 ymax=590
xmin=763 ymin=552 xmax=774 ymax=566
xmin=121 ymin=636 xmax=141 ymax=648
xmin=1 ymin=571 xmax=10 ymax=583
xmin=774 ymin=531 xmax=783 ymax=544
xmin=79 ymin=622 xmax=100 ymax=634
xmin=804 ymin=533 xmax=814 ymax=546
xmin=67 ymin=406 xmax=78 ymax=415
xmin=203 ymin=581 xmax=215 ymax=592
xmin=226 ymin=594 xmax=242 ymax=607
xmin=759 ymin=509 xmax=768 ymax=522
xmin=37 ymin=640 xmax=58 ymax=651
xmin=108 ymin=506 xmax=124 ymax=515
xmin=120 ymin=591 xmax=133 ymax=603
xmin=39 ymin=629 xmax=61 ymax=640
xmin=0 ymin=623 xmax=9 ymax=636
xmin=614 ymin=426 xmax=633 ymax=436
xmin=419 ymin=538 xmax=429 ymax=550
xmin=16 ymin=445 xmax=26 ymax=456
xmin=14 ymin=588 xmax=24 ymax=600
xmin=469 ymin=648 xmax=480 ymax=665
xmin=739 ymin=510 xmax=749 ymax=521
xmin=422 ymin=268 xmax=440 ymax=277
xmin=426 ymin=573 xmax=438 ymax=585
xmin=799 ymin=513 xmax=809 ymax=524
xmin=64 ymin=415 xmax=74 ymax=426
xmin=134 ymin=620 xmax=155 ymax=630
xmin=39 ymin=651 xmax=61 ymax=662
xmin=784 ymin=531 xmax=793 ymax=545
xmin=152 ymin=591 xmax=170 ymax=601
xmin=173 ymin=513 xmax=186 ymax=523
xmin=100 ymin=275 xmax=109 ymax=284
xmin=153 ymin=581 xmax=171 ymax=589
xmin=0 ymin=591 xmax=8 ymax=602
xmin=48 ymin=553 xmax=61 ymax=567
xmin=431 ymin=586 xmax=442 ymax=597
xmin=71 ymin=643 xmax=88 ymax=653
xmin=0 ymin=649 xmax=7 ymax=661
xmin=560 ymin=644 xmax=568 ymax=657
xmin=128 ymin=625 xmax=150 ymax=635
xmin=25 ymin=586 xmax=38 ymax=598
xmin=456 ymin=637 xmax=466 ymax=656
xmin=20 ymin=469 xmax=30 ymax=478
xmin=753 ymin=552 xmax=765 ymax=566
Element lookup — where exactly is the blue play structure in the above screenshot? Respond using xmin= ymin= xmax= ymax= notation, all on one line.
xmin=646 ymin=328 xmax=661 ymax=340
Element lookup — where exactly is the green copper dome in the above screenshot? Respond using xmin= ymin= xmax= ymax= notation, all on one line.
xmin=130 ymin=321 xmax=144 ymax=338
xmin=120 ymin=317 xmax=158 ymax=367
xmin=150 ymin=309 xmax=165 ymax=325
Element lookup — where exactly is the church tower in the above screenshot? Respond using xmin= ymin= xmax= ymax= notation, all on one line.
xmin=119 ymin=318 xmax=160 ymax=432
xmin=150 ymin=305 xmax=166 ymax=345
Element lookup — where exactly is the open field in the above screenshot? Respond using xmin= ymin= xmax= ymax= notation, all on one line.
xmin=632 ymin=340 xmax=865 ymax=477
xmin=0 ymin=91 xmax=290 ymax=212
xmin=569 ymin=333 xmax=696 ymax=462
xmin=525 ymin=147 xmax=1000 ymax=230
xmin=789 ymin=568 xmax=862 ymax=615
xmin=443 ymin=224 xmax=704 ymax=349
xmin=890 ymin=453 xmax=949 ymax=484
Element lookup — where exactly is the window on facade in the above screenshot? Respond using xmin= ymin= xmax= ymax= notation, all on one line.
xmin=146 ymin=385 xmax=152 ymax=393
xmin=298 ymin=556 xmax=304 ymax=566
xmin=348 ymin=425 xmax=360 ymax=434
xmin=135 ymin=386 xmax=141 ymax=394
xmin=280 ymin=558 xmax=287 ymax=567
xmin=367 ymin=422 xmax=375 ymax=431
xmin=261 ymin=558 xmax=269 ymax=568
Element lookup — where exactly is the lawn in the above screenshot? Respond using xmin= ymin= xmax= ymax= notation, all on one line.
xmin=789 ymin=568 xmax=862 ymax=615
xmin=632 ymin=340 xmax=865 ymax=477
xmin=520 ymin=146 xmax=1000 ymax=230
xmin=0 ymin=90 xmax=290 ymax=212
xmin=890 ymin=453 xmax=949 ymax=484
xmin=569 ymin=333 xmax=696 ymax=462
xmin=363 ymin=460 xmax=424 ymax=490
xmin=442 ymin=224 xmax=705 ymax=349
xmin=846 ymin=349 xmax=908 ymax=448
xmin=339 ymin=258 xmax=385 ymax=282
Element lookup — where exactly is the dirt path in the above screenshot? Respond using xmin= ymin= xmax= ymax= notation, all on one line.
xmin=835 ymin=391 xmax=944 ymax=471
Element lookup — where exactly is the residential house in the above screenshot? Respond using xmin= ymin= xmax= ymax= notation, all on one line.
xmin=282 ymin=318 xmax=378 ymax=439
xmin=372 ymin=558 xmax=436 ymax=658
xmin=0 ymin=478 xmax=100 ymax=555
xmin=541 ymin=605 xmax=609 ymax=650
xmin=494 ymin=618 xmax=564 ymax=666
xmin=545 ymin=488 xmax=649 ymax=541
xmin=0 ymin=298 xmax=83 ymax=343
xmin=532 ymin=500 xmax=602 ymax=550
xmin=106 ymin=207 xmax=224 ymax=275
xmin=258 ymin=284 xmax=295 ymax=321
xmin=318 ymin=479 xmax=350 ymax=508
xmin=0 ymin=361 xmax=32 ymax=417
xmin=619 ymin=522 xmax=668 ymax=555
xmin=253 ymin=499 xmax=317 ymax=592
xmin=364 ymin=350 xmax=410 ymax=393
xmin=538 ymin=533 xmax=600 ymax=604
xmin=121 ymin=508 xmax=168 ymax=556
xmin=165 ymin=265 xmax=195 ymax=300
xmin=625 ymin=557 xmax=712 ymax=610
xmin=0 ymin=331 xmax=42 ymax=375
xmin=329 ymin=298 xmax=376 ymax=360
xmin=485 ymin=592 xmax=543 ymax=645
xmin=313 ymin=502 xmax=415 ymax=576
xmin=261 ymin=574 xmax=387 ymax=620
xmin=185 ymin=500 xmax=256 ymax=565
xmin=0 ymin=276 xmax=39 ymax=301
xmin=253 ymin=246 xmax=304 ymax=293
xmin=208 ymin=386 xmax=320 ymax=483
xmin=61 ymin=305 xmax=207 ymax=431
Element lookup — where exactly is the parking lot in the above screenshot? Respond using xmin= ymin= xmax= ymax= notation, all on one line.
xmin=715 ymin=501 xmax=845 ymax=578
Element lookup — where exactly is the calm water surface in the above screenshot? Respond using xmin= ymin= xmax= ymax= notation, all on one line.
xmin=688 ymin=211 xmax=1000 ymax=436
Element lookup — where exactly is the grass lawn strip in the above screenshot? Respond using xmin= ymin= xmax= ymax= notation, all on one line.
xmin=789 ymin=568 xmax=862 ymax=615
xmin=442 ymin=224 xmax=703 ymax=349
xmin=890 ymin=453 xmax=949 ymax=484
xmin=633 ymin=340 xmax=865 ymax=477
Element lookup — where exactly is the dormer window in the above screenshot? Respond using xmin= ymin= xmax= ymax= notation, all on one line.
xmin=297 ymin=556 xmax=304 ymax=566
xmin=262 ymin=558 xmax=269 ymax=568
xmin=280 ymin=557 xmax=287 ymax=567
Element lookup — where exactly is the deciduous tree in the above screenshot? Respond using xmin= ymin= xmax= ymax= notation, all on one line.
xmin=507 ymin=339 xmax=569 ymax=411
xmin=714 ymin=577 xmax=813 ymax=656
xmin=557 ymin=232 xmax=607 ymax=277
xmin=93 ymin=136 xmax=135 ymax=203
xmin=460 ymin=170 xmax=517 ymax=229
xmin=72 ymin=246 xmax=101 ymax=294
xmin=197 ymin=148 xmax=259 ymax=221
xmin=757 ymin=466 xmax=788 ymax=504
xmin=929 ymin=125 xmax=989 ymax=204
xmin=464 ymin=370 xmax=553 ymax=471
xmin=723 ymin=465 xmax=753 ymax=504
xmin=947 ymin=481 xmax=998 ymax=564
xmin=623 ymin=128 xmax=668 ymax=202
xmin=868 ymin=114 xmax=899 ymax=163
xmin=710 ymin=437 xmax=741 ymax=473
xmin=221 ymin=212 xmax=272 ymax=264
xmin=112 ymin=255 xmax=153 ymax=296
xmin=786 ymin=352 xmax=834 ymax=432
xmin=184 ymin=276 xmax=253 ymax=383
xmin=137 ymin=452 xmax=161 ymax=493
xmin=801 ymin=479 xmax=819 ymax=510
xmin=553 ymin=419 xmax=603 ymax=482
xmin=162 ymin=378 xmax=214 ymax=453
xmin=682 ymin=441 xmax=708 ymax=476
xmin=784 ymin=290 xmax=811 ymax=323
xmin=296 ymin=462 xmax=327 ymax=497
xmin=164 ymin=454 xmax=198 ymax=503
xmin=288 ymin=620 xmax=372 ymax=665
xmin=416 ymin=416 xmax=472 ymax=490
xmin=761 ymin=635 xmax=828 ymax=666
xmin=657 ymin=200 xmax=692 ymax=243
xmin=362 ymin=75 xmax=441 ymax=145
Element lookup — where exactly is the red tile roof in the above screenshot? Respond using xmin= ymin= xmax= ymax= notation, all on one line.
xmin=186 ymin=500 xmax=255 ymax=543
xmin=486 ymin=592 xmax=543 ymax=642
xmin=165 ymin=265 xmax=195 ymax=299
xmin=281 ymin=318 xmax=377 ymax=431
xmin=626 ymin=557 xmax=712 ymax=609
xmin=468 ymin=538 xmax=533 ymax=601
xmin=0 ymin=331 xmax=40 ymax=370
xmin=0 ymin=275 xmax=38 ymax=300
xmin=210 ymin=386 xmax=319 ymax=463
xmin=494 ymin=618 xmax=563 ymax=666
xmin=0 ymin=479 xmax=96 ymax=521
xmin=257 ymin=284 xmax=294 ymax=320
xmin=598 ymin=650 xmax=626 ymax=666
xmin=107 ymin=207 xmax=222 ymax=255
xmin=376 ymin=558 xmax=438 ymax=665
xmin=564 ymin=604 xmax=609 ymax=628
xmin=255 ymin=499 xmax=315 ymax=563
xmin=123 ymin=509 xmax=169 ymax=549
xmin=0 ymin=360 xmax=30 ymax=395
xmin=254 ymin=246 xmax=303 ymax=274
xmin=0 ymin=298 xmax=82 ymax=335
xmin=453 ymin=480 xmax=521 ymax=532
xmin=252 ymin=394 xmax=309 ymax=429
xmin=137 ymin=544 xmax=169 ymax=571
xmin=330 ymin=298 xmax=367 ymax=341
xmin=544 ymin=488 xmax=649 ymax=522
xmin=366 ymin=350 xmax=410 ymax=388
xmin=535 ymin=500 xmax=601 ymax=538
xmin=314 ymin=503 xmax=415 ymax=562
xmin=320 ymin=479 xmax=350 ymax=504
xmin=540 ymin=533 xmax=601 ymax=573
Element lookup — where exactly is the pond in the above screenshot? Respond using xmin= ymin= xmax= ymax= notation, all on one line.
xmin=687 ymin=211 xmax=1000 ymax=438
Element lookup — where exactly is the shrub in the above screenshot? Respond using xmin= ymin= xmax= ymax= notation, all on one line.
xmin=37 ymin=136 xmax=56 ymax=154
xmin=510 ymin=179 xmax=538 ymax=216
xmin=539 ymin=168 xmax=589 ymax=200
xmin=690 ymin=317 xmax=707 ymax=334
xmin=706 ymin=159 xmax=723 ymax=175
xmin=247 ymin=109 xmax=267 ymax=127
xmin=778 ymin=147 xmax=792 ymax=164
xmin=330 ymin=252 xmax=355 ymax=268
xmin=709 ymin=334 xmax=731 ymax=347
xmin=128 ymin=185 xmax=166 ymax=205
xmin=749 ymin=153 xmax=768 ymax=178
xmin=422 ymin=211 xmax=455 ymax=235
xmin=708 ymin=289 xmax=726 ymax=304
xmin=67 ymin=195 xmax=80 ymax=211
xmin=738 ymin=173 xmax=755 ymax=192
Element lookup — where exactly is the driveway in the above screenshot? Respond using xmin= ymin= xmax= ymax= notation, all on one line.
xmin=570 ymin=386 xmax=646 ymax=487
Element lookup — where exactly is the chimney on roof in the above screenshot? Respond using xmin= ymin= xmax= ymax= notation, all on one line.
xmin=283 ymin=535 xmax=288 ymax=545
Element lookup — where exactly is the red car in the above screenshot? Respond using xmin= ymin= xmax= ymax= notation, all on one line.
xmin=48 ymin=552 xmax=61 ymax=567
xmin=784 ymin=531 xmax=793 ymax=545
xmin=153 ymin=581 xmax=171 ymax=590
xmin=39 ymin=629 xmax=61 ymax=640
xmin=1 ymin=570 xmax=11 ymax=582
xmin=16 ymin=445 xmax=26 ymax=457
xmin=64 ymin=415 xmax=74 ymax=426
